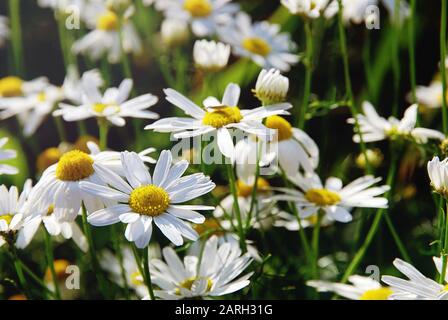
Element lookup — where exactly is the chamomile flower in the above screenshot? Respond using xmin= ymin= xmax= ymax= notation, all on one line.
xmin=0 ymin=16 xmax=10 ymax=47
xmin=80 ymin=150 xmax=216 ymax=248
xmin=145 ymin=83 xmax=292 ymax=158
xmin=427 ymin=156 xmax=448 ymax=198
xmin=193 ymin=39 xmax=230 ymax=72
xmin=281 ymin=0 xmax=330 ymax=19
xmin=381 ymin=257 xmax=448 ymax=300
xmin=413 ymin=81 xmax=445 ymax=109
xmin=0 ymin=180 xmax=34 ymax=249
xmin=61 ymin=67 xmax=104 ymax=105
xmin=160 ymin=0 xmax=240 ymax=37
xmin=253 ymin=68 xmax=289 ymax=105
xmin=0 ymin=83 xmax=64 ymax=136
xmin=27 ymin=142 xmax=122 ymax=222
xmin=273 ymin=173 xmax=389 ymax=223
xmin=264 ymin=115 xmax=319 ymax=175
xmin=72 ymin=2 xmax=142 ymax=63
xmin=54 ymin=78 xmax=159 ymax=127
xmin=273 ymin=210 xmax=332 ymax=231
xmin=0 ymin=137 xmax=18 ymax=175
xmin=0 ymin=76 xmax=48 ymax=98
xmin=20 ymin=204 xmax=88 ymax=252
xmin=145 ymin=235 xmax=253 ymax=300
xmin=307 ymin=275 xmax=393 ymax=300
xmin=348 ymin=102 xmax=445 ymax=144
xmin=100 ymin=245 xmax=161 ymax=298
xmin=160 ymin=19 xmax=190 ymax=48
xmin=218 ymin=12 xmax=299 ymax=72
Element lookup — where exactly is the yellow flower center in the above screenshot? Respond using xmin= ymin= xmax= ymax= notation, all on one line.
xmin=202 ymin=106 xmax=243 ymax=128
xmin=360 ymin=287 xmax=393 ymax=300
xmin=47 ymin=205 xmax=55 ymax=216
xmin=194 ymin=218 xmax=225 ymax=237
xmin=0 ymin=214 xmax=13 ymax=226
xmin=304 ymin=188 xmax=341 ymax=206
xmin=74 ymin=135 xmax=100 ymax=154
xmin=55 ymin=150 xmax=94 ymax=181
xmin=37 ymin=147 xmax=62 ymax=173
xmin=45 ymin=259 xmax=70 ymax=282
xmin=242 ymin=37 xmax=272 ymax=57
xmin=0 ymin=76 xmax=23 ymax=97
xmin=175 ymin=277 xmax=213 ymax=295
xmin=130 ymin=271 xmax=144 ymax=286
xmin=37 ymin=92 xmax=46 ymax=102
xmin=93 ymin=103 xmax=120 ymax=114
xmin=97 ymin=11 xmax=119 ymax=31
xmin=265 ymin=115 xmax=293 ymax=141
xmin=237 ymin=178 xmax=270 ymax=198
xmin=183 ymin=0 xmax=212 ymax=17
xmin=129 ymin=185 xmax=170 ymax=217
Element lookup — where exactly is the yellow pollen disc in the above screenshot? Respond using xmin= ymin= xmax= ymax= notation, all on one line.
xmin=194 ymin=218 xmax=225 ymax=237
xmin=360 ymin=287 xmax=393 ymax=300
xmin=305 ymin=214 xmax=318 ymax=225
xmin=93 ymin=103 xmax=120 ymax=114
xmin=183 ymin=0 xmax=212 ymax=17
xmin=55 ymin=150 xmax=94 ymax=181
xmin=47 ymin=205 xmax=55 ymax=216
xmin=0 ymin=214 xmax=13 ymax=226
xmin=37 ymin=147 xmax=62 ymax=173
xmin=45 ymin=259 xmax=70 ymax=282
xmin=129 ymin=185 xmax=170 ymax=217
xmin=175 ymin=277 xmax=213 ymax=295
xmin=202 ymin=106 xmax=243 ymax=128
xmin=265 ymin=115 xmax=293 ymax=141
xmin=0 ymin=76 xmax=23 ymax=97
xmin=237 ymin=178 xmax=270 ymax=198
xmin=242 ymin=37 xmax=272 ymax=57
xmin=97 ymin=11 xmax=119 ymax=31
xmin=305 ymin=188 xmax=341 ymax=206
xmin=130 ymin=271 xmax=144 ymax=286
xmin=37 ymin=92 xmax=46 ymax=102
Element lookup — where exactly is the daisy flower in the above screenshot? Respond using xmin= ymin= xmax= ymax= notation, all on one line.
xmin=26 ymin=142 xmax=122 ymax=222
xmin=0 ymin=180 xmax=34 ymax=249
xmin=0 ymin=137 xmax=18 ymax=175
xmin=145 ymin=83 xmax=292 ymax=159
xmin=218 ymin=12 xmax=299 ymax=72
xmin=100 ymin=245 xmax=161 ymax=298
xmin=413 ymin=81 xmax=445 ymax=109
xmin=381 ymin=257 xmax=448 ymax=300
xmin=61 ymin=67 xmax=104 ymax=105
xmin=0 ymin=15 xmax=10 ymax=47
xmin=253 ymin=68 xmax=289 ymax=105
xmin=72 ymin=2 xmax=142 ymax=63
xmin=281 ymin=0 xmax=330 ymax=19
xmin=159 ymin=0 xmax=240 ymax=37
xmin=54 ymin=78 xmax=159 ymax=127
xmin=348 ymin=102 xmax=445 ymax=144
xmin=307 ymin=275 xmax=393 ymax=300
xmin=273 ymin=210 xmax=332 ymax=231
xmin=79 ymin=150 xmax=216 ymax=248
xmin=427 ymin=156 xmax=448 ymax=198
xmin=0 ymin=76 xmax=48 ymax=98
xmin=193 ymin=39 xmax=230 ymax=72
xmin=273 ymin=172 xmax=390 ymax=223
xmin=145 ymin=235 xmax=253 ymax=300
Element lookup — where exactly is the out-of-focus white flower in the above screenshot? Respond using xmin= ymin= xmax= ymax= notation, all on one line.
xmin=273 ymin=172 xmax=389 ymax=223
xmin=80 ymin=150 xmax=216 ymax=248
xmin=0 ymin=16 xmax=10 ymax=47
xmin=72 ymin=2 xmax=142 ymax=63
xmin=159 ymin=0 xmax=240 ymax=37
xmin=62 ymin=67 xmax=104 ymax=105
xmin=348 ymin=102 xmax=445 ymax=144
xmin=160 ymin=19 xmax=189 ymax=48
xmin=193 ymin=39 xmax=230 ymax=72
xmin=54 ymin=78 xmax=159 ymax=127
xmin=281 ymin=0 xmax=330 ymax=18
xmin=218 ymin=13 xmax=299 ymax=72
xmin=253 ymin=69 xmax=289 ymax=105
xmin=145 ymin=236 xmax=253 ymax=299
xmin=382 ymin=257 xmax=448 ymax=300
xmin=413 ymin=81 xmax=444 ymax=109
xmin=145 ymin=83 xmax=291 ymax=159
xmin=427 ymin=156 xmax=448 ymax=198
xmin=0 ymin=137 xmax=18 ymax=175
xmin=308 ymin=275 xmax=393 ymax=300
xmin=37 ymin=0 xmax=87 ymax=12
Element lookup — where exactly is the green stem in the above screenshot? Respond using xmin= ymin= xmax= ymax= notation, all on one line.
xmin=111 ymin=225 xmax=130 ymax=300
xmin=53 ymin=116 xmax=67 ymax=143
xmin=391 ymin=0 xmax=401 ymax=117
xmin=226 ymin=162 xmax=247 ymax=252
xmin=407 ymin=0 xmax=417 ymax=104
xmin=246 ymin=140 xmax=262 ymax=229
xmin=311 ymin=211 xmax=322 ymax=279
xmin=441 ymin=0 xmax=448 ymax=135
xmin=298 ymin=20 xmax=313 ymax=129
xmin=142 ymin=248 xmax=156 ymax=300
xmin=439 ymin=200 xmax=448 ymax=283
xmin=81 ymin=204 xmax=108 ymax=298
xmin=8 ymin=0 xmax=25 ymax=76
xmin=10 ymin=246 xmax=29 ymax=298
xmin=383 ymin=212 xmax=412 ymax=263
xmin=98 ymin=119 xmax=109 ymax=150
xmin=44 ymin=230 xmax=62 ymax=300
